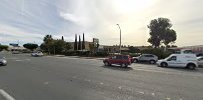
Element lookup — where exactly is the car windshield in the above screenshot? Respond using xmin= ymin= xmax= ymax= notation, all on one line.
xmin=123 ymin=56 xmax=129 ymax=59
xmin=197 ymin=57 xmax=203 ymax=60
xmin=1 ymin=1 xmax=203 ymax=100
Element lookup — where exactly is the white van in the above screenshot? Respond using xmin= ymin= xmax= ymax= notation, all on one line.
xmin=157 ymin=50 xmax=198 ymax=69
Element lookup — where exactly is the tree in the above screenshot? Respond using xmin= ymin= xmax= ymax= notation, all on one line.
xmin=128 ymin=46 xmax=140 ymax=53
xmin=40 ymin=35 xmax=72 ymax=54
xmin=74 ymin=34 xmax=77 ymax=51
xmin=23 ymin=43 xmax=38 ymax=51
xmin=42 ymin=35 xmax=54 ymax=54
xmin=82 ymin=33 xmax=85 ymax=50
xmin=43 ymin=35 xmax=53 ymax=44
xmin=78 ymin=35 xmax=81 ymax=50
xmin=64 ymin=42 xmax=72 ymax=52
xmin=47 ymin=40 xmax=72 ymax=54
xmin=89 ymin=43 xmax=94 ymax=53
xmin=162 ymin=29 xmax=177 ymax=46
xmin=0 ymin=45 xmax=8 ymax=51
xmin=51 ymin=40 xmax=66 ymax=54
xmin=62 ymin=36 xmax=64 ymax=41
xmin=147 ymin=18 xmax=177 ymax=48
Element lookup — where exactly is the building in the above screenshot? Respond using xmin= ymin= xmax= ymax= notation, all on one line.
xmin=169 ymin=45 xmax=203 ymax=55
xmin=179 ymin=45 xmax=203 ymax=54
xmin=98 ymin=45 xmax=130 ymax=53
xmin=8 ymin=43 xmax=26 ymax=51
xmin=69 ymin=41 xmax=93 ymax=51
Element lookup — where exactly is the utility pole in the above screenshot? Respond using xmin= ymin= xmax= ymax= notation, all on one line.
xmin=117 ymin=24 xmax=121 ymax=54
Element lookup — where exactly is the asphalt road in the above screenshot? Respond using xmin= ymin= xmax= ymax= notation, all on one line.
xmin=1 ymin=52 xmax=203 ymax=100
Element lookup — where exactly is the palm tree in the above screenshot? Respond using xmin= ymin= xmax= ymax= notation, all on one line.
xmin=82 ymin=33 xmax=85 ymax=50
xmin=43 ymin=35 xmax=53 ymax=44
xmin=78 ymin=35 xmax=81 ymax=50
xmin=43 ymin=35 xmax=53 ymax=54
xmin=74 ymin=34 xmax=77 ymax=51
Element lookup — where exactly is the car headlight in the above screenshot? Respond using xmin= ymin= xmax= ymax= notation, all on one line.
xmin=2 ymin=60 xmax=7 ymax=63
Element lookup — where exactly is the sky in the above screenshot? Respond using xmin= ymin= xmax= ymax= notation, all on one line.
xmin=0 ymin=0 xmax=203 ymax=46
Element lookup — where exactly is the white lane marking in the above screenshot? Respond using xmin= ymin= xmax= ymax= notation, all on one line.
xmin=151 ymin=93 xmax=155 ymax=96
xmin=138 ymin=91 xmax=145 ymax=95
xmin=100 ymin=82 xmax=104 ymax=85
xmin=84 ymin=79 xmax=91 ymax=82
xmin=165 ymin=97 xmax=171 ymax=100
xmin=15 ymin=59 xmax=31 ymax=62
xmin=43 ymin=82 xmax=49 ymax=85
xmin=5 ymin=58 xmax=18 ymax=60
xmin=179 ymin=99 xmax=183 ymax=100
xmin=72 ymin=76 xmax=77 ymax=79
xmin=15 ymin=60 xmax=23 ymax=62
xmin=25 ymin=59 xmax=31 ymax=61
xmin=118 ymin=86 xmax=122 ymax=89
xmin=0 ymin=89 xmax=15 ymax=100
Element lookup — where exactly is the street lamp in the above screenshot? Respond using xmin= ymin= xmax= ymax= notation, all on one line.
xmin=117 ymin=24 xmax=121 ymax=54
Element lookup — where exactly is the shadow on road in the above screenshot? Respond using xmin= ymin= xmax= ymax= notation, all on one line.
xmin=159 ymin=66 xmax=201 ymax=72
xmin=133 ymin=62 xmax=155 ymax=65
xmin=134 ymin=62 xmax=202 ymax=73
xmin=101 ymin=65 xmax=133 ymax=71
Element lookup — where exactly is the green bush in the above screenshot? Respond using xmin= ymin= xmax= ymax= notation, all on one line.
xmin=63 ymin=51 xmax=91 ymax=56
xmin=63 ymin=51 xmax=108 ymax=57
xmin=141 ymin=48 xmax=172 ymax=59
xmin=0 ymin=45 xmax=8 ymax=51
xmin=129 ymin=53 xmax=142 ymax=57
xmin=94 ymin=52 xmax=109 ymax=57
xmin=63 ymin=51 xmax=77 ymax=56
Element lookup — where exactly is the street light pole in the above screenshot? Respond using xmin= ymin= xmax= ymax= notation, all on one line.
xmin=117 ymin=24 xmax=121 ymax=54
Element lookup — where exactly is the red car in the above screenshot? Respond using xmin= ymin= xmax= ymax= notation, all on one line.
xmin=103 ymin=55 xmax=132 ymax=67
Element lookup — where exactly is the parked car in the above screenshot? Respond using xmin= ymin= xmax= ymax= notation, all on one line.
xmin=103 ymin=55 xmax=132 ymax=67
xmin=0 ymin=56 xmax=7 ymax=66
xmin=12 ymin=50 xmax=20 ymax=54
xmin=132 ymin=54 xmax=158 ymax=64
xmin=156 ymin=54 xmax=198 ymax=69
xmin=197 ymin=56 xmax=203 ymax=66
xmin=31 ymin=51 xmax=43 ymax=57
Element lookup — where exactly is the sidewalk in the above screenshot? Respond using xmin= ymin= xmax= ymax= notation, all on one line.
xmin=79 ymin=57 xmax=105 ymax=60
xmin=46 ymin=55 xmax=105 ymax=60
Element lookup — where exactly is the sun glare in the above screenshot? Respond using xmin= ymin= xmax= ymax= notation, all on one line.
xmin=114 ymin=0 xmax=153 ymax=13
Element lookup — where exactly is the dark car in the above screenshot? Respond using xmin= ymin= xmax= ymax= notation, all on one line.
xmin=103 ymin=55 xmax=132 ymax=67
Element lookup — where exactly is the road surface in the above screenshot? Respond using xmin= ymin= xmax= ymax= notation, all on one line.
xmin=0 ymin=52 xmax=203 ymax=100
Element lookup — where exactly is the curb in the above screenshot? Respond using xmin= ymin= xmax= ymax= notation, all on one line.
xmin=45 ymin=55 xmax=105 ymax=60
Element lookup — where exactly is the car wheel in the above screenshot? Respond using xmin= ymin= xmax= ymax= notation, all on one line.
xmin=104 ymin=62 xmax=109 ymax=66
xmin=149 ymin=60 xmax=156 ymax=64
xmin=161 ymin=62 xmax=168 ymax=67
xmin=121 ymin=63 xmax=125 ymax=67
xmin=125 ymin=64 xmax=128 ymax=68
xmin=134 ymin=59 xmax=138 ymax=63
xmin=187 ymin=63 xmax=196 ymax=70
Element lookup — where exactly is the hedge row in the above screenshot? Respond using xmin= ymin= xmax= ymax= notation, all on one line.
xmin=63 ymin=51 xmax=108 ymax=57
xmin=140 ymin=48 xmax=172 ymax=59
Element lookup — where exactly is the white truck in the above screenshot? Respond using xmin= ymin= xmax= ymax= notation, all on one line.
xmin=156 ymin=49 xmax=198 ymax=69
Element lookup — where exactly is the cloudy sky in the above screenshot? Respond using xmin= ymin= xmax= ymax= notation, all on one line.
xmin=0 ymin=0 xmax=203 ymax=46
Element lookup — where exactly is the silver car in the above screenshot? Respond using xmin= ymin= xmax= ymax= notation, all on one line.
xmin=31 ymin=51 xmax=43 ymax=57
xmin=197 ymin=56 xmax=203 ymax=66
xmin=133 ymin=54 xmax=158 ymax=64
xmin=0 ymin=56 xmax=7 ymax=66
